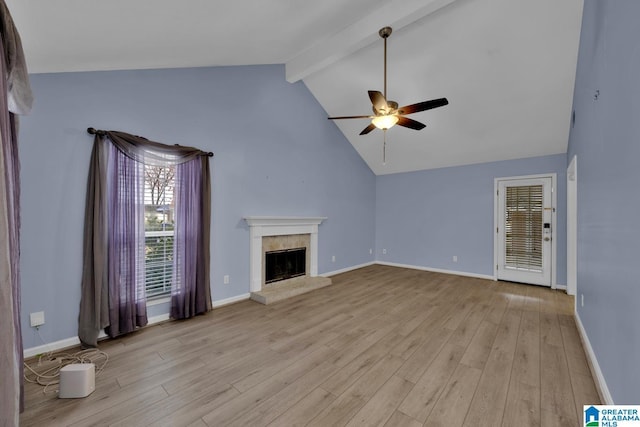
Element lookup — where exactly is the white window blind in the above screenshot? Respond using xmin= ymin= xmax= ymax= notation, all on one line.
xmin=504 ymin=185 xmax=543 ymax=271
xmin=144 ymin=165 xmax=175 ymax=298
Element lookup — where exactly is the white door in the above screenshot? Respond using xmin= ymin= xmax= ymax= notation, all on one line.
xmin=496 ymin=177 xmax=553 ymax=286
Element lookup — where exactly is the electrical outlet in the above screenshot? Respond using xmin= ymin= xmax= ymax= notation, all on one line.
xmin=331 ymin=255 xmax=336 ymax=262
xmin=223 ymin=275 xmax=230 ymax=285
xmin=581 ymin=294 xmax=584 ymax=307
xmin=382 ymin=248 xmax=387 ymax=255
xmin=30 ymin=311 xmax=45 ymax=328
xmin=369 ymin=248 xmax=373 ymax=255
xmin=453 ymin=255 xmax=458 ymax=262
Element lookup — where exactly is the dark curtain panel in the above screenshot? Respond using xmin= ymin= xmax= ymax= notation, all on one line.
xmin=78 ymin=131 xmax=212 ymax=347
xmin=78 ymin=138 xmax=110 ymax=347
xmin=0 ymin=44 xmax=20 ymax=424
xmin=0 ymin=1 xmax=32 ymax=422
xmin=171 ymin=156 xmax=212 ymax=319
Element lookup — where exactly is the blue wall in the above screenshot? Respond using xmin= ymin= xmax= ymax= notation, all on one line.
xmin=568 ymin=0 xmax=640 ymax=404
xmin=18 ymin=63 xmax=572 ymax=361
xmin=18 ymin=65 xmax=376 ymax=349
xmin=376 ymin=154 xmax=567 ymax=283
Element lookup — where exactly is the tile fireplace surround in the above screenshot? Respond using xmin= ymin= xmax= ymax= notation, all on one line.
xmin=243 ymin=216 xmax=327 ymax=293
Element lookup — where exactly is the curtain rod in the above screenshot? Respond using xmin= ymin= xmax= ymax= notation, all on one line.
xmin=87 ymin=127 xmax=214 ymax=157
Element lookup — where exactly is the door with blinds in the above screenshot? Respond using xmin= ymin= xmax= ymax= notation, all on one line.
xmin=496 ymin=176 xmax=553 ymax=286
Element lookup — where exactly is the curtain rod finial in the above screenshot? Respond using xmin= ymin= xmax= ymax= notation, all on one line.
xmin=87 ymin=127 xmax=106 ymax=136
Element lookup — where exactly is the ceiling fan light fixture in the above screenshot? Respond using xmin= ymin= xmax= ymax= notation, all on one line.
xmin=372 ymin=114 xmax=398 ymax=130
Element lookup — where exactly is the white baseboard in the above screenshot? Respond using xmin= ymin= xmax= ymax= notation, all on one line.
xmin=212 ymin=293 xmax=250 ymax=308
xmin=375 ymin=261 xmax=494 ymax=280
xmin=24 ymin=295 xmax=252 ymax=358
xmin=24 ymin=313 xmax=173 ymax=359
xmin=575 ymin=311 xmax=614 ymax=404
xmin=321 ymin=261 xmax=375 ymax=277
xmin=24 ymin=336 xmax=81 ymax=359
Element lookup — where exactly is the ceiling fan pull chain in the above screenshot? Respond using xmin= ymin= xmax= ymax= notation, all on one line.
xmin=383 ymin=130 xmax=387 ymax=165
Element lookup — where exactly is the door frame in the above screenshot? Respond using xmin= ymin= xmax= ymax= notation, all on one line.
xmin=493 ymin=173 xmax=557 ymax=288
xmin=567 ymin=155 xmax=577 ymax=297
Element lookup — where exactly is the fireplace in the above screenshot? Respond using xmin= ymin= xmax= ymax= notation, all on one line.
xmin=265 ymin=247 xmax=306 ymax=284
xmin=244 ymin=216 xmax=327 ymax=293
xmin=262 ymin=233 xmax=310 ymax=287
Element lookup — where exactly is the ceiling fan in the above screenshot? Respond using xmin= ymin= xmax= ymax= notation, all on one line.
xmin=328 ymin=26 xmax=449 ymax=162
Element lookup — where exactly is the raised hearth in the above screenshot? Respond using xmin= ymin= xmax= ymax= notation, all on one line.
xmin=249 ymin=275 xmax=332 ymax=305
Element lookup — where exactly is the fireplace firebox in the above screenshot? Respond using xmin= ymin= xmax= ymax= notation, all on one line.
xmin=265 ymin=247 xmax=306 ymax=284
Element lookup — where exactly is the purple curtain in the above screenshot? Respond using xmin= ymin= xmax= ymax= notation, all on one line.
xmin=171 ymin=156 xmax=212 ymax=319
xmin=0 ymin=1 xmax=32 ymax=422
xmin=79 ymin=130 xmax=212 ymax=347
xmin=104 ymin=143 xmax=148 ymax=337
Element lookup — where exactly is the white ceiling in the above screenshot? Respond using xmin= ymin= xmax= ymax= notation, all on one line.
xmin=6 ymin=0 xmax=584 ymax=175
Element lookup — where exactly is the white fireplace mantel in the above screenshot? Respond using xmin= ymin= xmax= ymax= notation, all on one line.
xmin=244 ymin=216 xmax=327 ymax=293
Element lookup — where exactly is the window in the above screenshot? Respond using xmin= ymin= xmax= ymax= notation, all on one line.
xmin=504 ymin=184 xmax=543 ymax=271
xmin=144 ymin=165 xmax=175 ymax=298
xmin=79 ymin=130 xmax=212 ymax=346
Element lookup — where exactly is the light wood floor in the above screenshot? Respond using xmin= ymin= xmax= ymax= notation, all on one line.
xmin=20 ymin=265 xmax=600 ymax=426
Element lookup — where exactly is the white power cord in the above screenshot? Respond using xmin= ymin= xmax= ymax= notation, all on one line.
xmin=23 ymin=348 xmax=109 ymax=394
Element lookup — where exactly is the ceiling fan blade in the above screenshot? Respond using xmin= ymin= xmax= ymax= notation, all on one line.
xmin=359 ymin=123 xmax=377 ymax=135
xmin=368 ymin=90 xmax=388 ymax=112
xmin=396 ymin=116 xmax=426 ymax=131
xmin=397 ymin=98 xmax=449 ymax=115
xmin=328 ymin=115 xmax=372 ymax=120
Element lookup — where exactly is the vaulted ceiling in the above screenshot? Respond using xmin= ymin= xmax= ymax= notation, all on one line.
xmin=6 ymin=0 xmax=583 ymax=175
